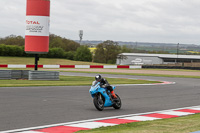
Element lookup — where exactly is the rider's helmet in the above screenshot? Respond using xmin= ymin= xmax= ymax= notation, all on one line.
xmin=95 ymin=74 xmax=102 ymax=82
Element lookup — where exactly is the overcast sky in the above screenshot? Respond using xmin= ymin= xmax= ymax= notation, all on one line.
xmin=0 ymin=0 xmax=200 ymax=44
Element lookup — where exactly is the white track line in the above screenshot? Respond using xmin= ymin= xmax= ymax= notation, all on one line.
xmin=119 ymin=116 xmax=161 ymax=121
xmin=159 ymin=111 xmax=194 ymax=116
xmin=66 ymin=122 xmax=117 ymax=129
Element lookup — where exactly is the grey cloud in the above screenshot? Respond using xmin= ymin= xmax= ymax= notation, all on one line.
xmin=0 ymin=0 xmax=200 ymax=44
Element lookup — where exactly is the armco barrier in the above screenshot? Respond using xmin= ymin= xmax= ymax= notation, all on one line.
xmin=0 ymin=70 xmax=59 ymax=80
xmin=29 ymin=71 xmax=59 ymax=80
xmin=0 ymin=64 xmax=142 ymax=69
xmin=11 ymin=70 xmax=23 ymax=79
xmin=0 ymin=70 xmax=11 ymax=79
xmin=0 ymin=70 xmax=30 ymax=80
xmin=21 ymin=70 xmax=30 ymax=79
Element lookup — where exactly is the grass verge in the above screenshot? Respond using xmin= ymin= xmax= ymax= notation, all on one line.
xmin=0 ymin=56 xmax=105 ymax=65
xmin=61 ymin=70 xmax=200 ymax=79
xmin=141 ymin=68 xmax=200 ymax=72
xmin=77 ymin=113 xmax=200 ymax=133
xmin=0 ymin=76 xmax=160 ymax=87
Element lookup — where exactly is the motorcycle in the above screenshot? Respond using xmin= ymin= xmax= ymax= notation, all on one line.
xmin=89 ymin=81 xmax=122 ymax=111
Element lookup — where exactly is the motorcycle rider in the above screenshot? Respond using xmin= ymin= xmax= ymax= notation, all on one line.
xmin=95 ymin=74 xmax=117 ymax=99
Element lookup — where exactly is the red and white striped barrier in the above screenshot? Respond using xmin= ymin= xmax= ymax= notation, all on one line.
xmin=0 ymin=65 xmax=142 ymax=69
xmin=3 ymin=105 xmax=200 ymax=133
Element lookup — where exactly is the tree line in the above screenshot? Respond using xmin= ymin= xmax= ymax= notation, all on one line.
xmin=0 ymin=34 xmax=172 ymax=64
xmin=0 ymin=34 xmax=124 ymax=63
xmin=0 ymin=44 xmax=92 ymax=61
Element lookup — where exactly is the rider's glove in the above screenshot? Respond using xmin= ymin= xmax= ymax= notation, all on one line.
xmin=100 ymin=84 xmax=107 ymax=88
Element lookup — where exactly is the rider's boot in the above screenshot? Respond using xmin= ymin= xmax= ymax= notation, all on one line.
xmin=111 ymin=91 xmax=117 ymax=99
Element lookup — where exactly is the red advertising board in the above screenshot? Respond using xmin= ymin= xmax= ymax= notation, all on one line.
xmin=25 ymin=0 xmax=50 ymax=54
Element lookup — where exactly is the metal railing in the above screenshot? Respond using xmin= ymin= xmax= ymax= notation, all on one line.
xmin=0 ymin=70 xmax=59 ymax=80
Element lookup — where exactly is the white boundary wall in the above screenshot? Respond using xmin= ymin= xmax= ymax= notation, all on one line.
xmin=43 ymin=65 xmax=60 ymax=68
xmin=103 ymin=65 xmax=117 ymax=69
xmin=130 ymin=66 xmax=142 ymax=69
xmin=75 ymin=65 xmax=90 ymax=68
xmin=3 ymin=65 xmax=142 ymax=69
xmin=8 ymin=65 xmax=26 ymax=68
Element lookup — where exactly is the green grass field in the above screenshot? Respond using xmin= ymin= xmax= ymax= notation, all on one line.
xmin=138 ymin=68 xmax=200 ymax=72
xmin=0 ymin=56 xmax=104 ymax=65
xmin=0 ymin=75 xmax=160 ymax=87
xmin=77 ymin=113 xmax=200 ymax=133
xmin=62 ymin=70 xmax=200 ymax=79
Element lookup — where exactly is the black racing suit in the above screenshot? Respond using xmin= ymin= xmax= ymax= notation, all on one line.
xmin=99 ymin=78 xmax=113 ymax=92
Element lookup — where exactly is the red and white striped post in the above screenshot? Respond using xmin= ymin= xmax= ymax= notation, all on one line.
xmin=25 ymin=0 xmax=50 ymax=70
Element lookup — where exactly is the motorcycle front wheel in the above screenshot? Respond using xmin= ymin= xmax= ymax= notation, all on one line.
xmin=93 ymin=94 xmax=104 ymax=111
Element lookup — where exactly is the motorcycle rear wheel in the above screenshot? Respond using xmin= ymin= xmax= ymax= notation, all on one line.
xmin=112 ymin=94 xmax=121 ymax=109
xmin=93 ymin=94 xmax=104 ymax=111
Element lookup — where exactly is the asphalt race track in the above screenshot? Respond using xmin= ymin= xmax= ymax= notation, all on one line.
xmin=1 ymin=72 xmax=200 ymax=131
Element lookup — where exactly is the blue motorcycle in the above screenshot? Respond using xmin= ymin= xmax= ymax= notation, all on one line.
xmin=89 ymin=81 xmax=122 ymax=111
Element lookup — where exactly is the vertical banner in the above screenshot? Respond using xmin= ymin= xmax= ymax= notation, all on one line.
xmin=25 ymin=0 xmax=50 ymax=54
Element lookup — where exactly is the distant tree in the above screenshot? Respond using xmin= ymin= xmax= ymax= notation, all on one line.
xmin=120 ymin=45 xmax=132 ymax=53
xmin=0 ymin=44 xmax=24 ymax=56
xmin=74 ymin=46 xmax=92 ymax=62
xmin=46 ymin=48 xmax=65 ymax=58
xmin=49 ymin=34 xmax=80 ymax=52
xmin=65 ymin=51 xmax=75 ymax=60
xmin=0 ymin=44 xmax=7 ymax=56
xmin=0 ymin=35 xmax=24 ymax=46
xmin=94 ymin=40 xmax=121 ymax=64
xmin=93 ymin=43 xmax=105 ymax=63
xmin=0 ymin=34 xmax=80 ymax=54
xmin=49 ymin=35 xmax=64 ymax=48
xmin=62 ymin=39 xmax=80 ymax=52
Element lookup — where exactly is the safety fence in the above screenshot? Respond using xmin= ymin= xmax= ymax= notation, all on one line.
xmin=0 ymin=65 xmax=142 ymax=69
xmin=1 ymin=64 xmax=200 ymax=70
xmin=0 ymin=70 xmax=59 ymax=80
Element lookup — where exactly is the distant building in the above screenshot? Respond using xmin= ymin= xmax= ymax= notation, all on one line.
xmin=117 ymin=53 xmax=200 ymax=65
